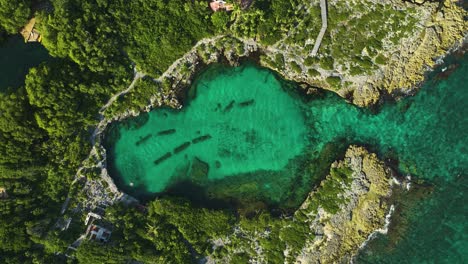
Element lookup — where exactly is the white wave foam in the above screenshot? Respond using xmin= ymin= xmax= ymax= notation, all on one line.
xmin=351 ymin=204 xmax=396 ymax=263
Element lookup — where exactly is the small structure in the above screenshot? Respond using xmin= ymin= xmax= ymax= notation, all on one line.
xmin=20 ymin=18 xmax=42 ymax=43
xmin=0 ymin=187 xmax=8 ymax=199
xmin=210 ymin=0 xmax=234 ymax=12
xmin=86 ymin=224 xmax=112 ymax=243
xmin=85 ymin=212 xmax=103 ymax=226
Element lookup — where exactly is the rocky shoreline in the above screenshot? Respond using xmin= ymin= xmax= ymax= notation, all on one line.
xmin=261 ymin=0 xmax=467 ymax=107
xmin=294 ymin=146 xmax=401 ymax=263
xmin=202 ymin=146 xmax=407 ymax=263
xmin=71 ymin=0 xmax=465 ymax=225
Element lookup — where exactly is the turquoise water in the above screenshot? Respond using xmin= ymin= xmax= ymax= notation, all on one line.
xmin=356 ymin=175 xmax=467 ymax=263
xmin=106 ymin=66 xmax=312 ymax=205
xmin=107 ymin=53 xmax=467 ymax=262
xmin=106 ymin=57 xmax=467 ymax=209
xmin=355 ymin=53 xmax=468 ymax=263
xmin=0 ymin=35 xmax=50 ymax=91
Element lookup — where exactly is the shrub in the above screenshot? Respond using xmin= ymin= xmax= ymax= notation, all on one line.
xmin=274 ymin=53 xmax=285 ymax=69
xmin=304 ymin=56 xmax=318 ymax=66
xmin=307 ymin=68 xmax=321 ymax=77
xmin=375 ymin=54 xmax=387 ymax=65
xmin=290 ymin=61 xmax=302 ymax=74
xmin=326 ymin=76 xmax=341 ymax=89
xmin=349 ymin=65 xmax=365 ymax=76
xmin=319 ymin=56 xmax=334 ymax=70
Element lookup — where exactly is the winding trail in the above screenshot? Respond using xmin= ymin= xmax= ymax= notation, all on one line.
xmin=99 ymin=70 xmax=145 ymax=115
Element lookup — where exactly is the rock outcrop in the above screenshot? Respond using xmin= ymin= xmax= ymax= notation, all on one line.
xmin=381 ymin=0 xmax=467 ymax=96
xmin=203 ymin=146 xmax=403 ymax=264
xmin=296 ymin=146 xmax=397 ymax=263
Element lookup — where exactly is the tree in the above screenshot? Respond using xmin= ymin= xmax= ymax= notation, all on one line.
xmin=149 ymin=198 xmax=235 ymax=254
xmin=211 ymin=12 xmax=230 ymax=32
xmin=0 ymin=0 xmax=30 ymax=34
xmin=75 ymin=241 xmax=128 ymax=264
xmin=0 ymin=87 xmax=45 ymax=165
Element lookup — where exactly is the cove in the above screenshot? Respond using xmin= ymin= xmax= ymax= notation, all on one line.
xmin=105 ymin=57 xmax=467 ymax=211
xmin=105 ymin=64 xmax=314 ymax=208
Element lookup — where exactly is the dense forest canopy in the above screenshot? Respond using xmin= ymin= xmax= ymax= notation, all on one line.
xmin=0 ymin=0 xmax=31 ymax=35
xmin=0 ymin=59 xmax=124 ymax=262
xmin=40 ymin=0 xmax=214 ymax=75
xmin=39 ymin=0 xmax=301 ymax=75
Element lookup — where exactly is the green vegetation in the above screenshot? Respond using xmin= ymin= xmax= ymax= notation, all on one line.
xmin=72 ymin=199 xmax=235 ymax=263
xmin=0 ymin=0 xmax=217 ymax=258
xmin=307 ymin=68 xmax=321 ymax=77
xmin=26 ymin=60 xmax=129 ymax=136
xmin=41 ymin=0 xmax=213 ymax=75
xmin=290 ymin=60 xmax=302 ymax=74
xmin=270 ymin=0 xmax=420 ymax=81
xmin=0 ymin=55 xmax=129 ymax=263
xmin=0 ymin=0 xmax=30 ymax=34
xmin=326 ymin=76 xmax=342 ymax=90
xmin=211 ymin=11 xmax=231 ymax=32
xmin=0 ymin=0 xmax=435 ymax=262
xmin=105 ymin=77 xmax=163 ymax=117
xmin=304 ymin=56 xmax=318 ymax=67
xmin=320 ymin=56 xmax=335 ymax=70
xmin=284 ymin=3 xmax=321 ymax=45
xmin=76 ymin=240 xmax=128 ymax=264
xmin=323 ymin=1 xmax=417 ymax=75
xmin=274 ymin=53 xmax=285 ymax=69
xmin=303 ymin=166 xmax=353 ymax=214
xmin=233 ymin=0 xmax=304 ymax=45
xmin=375 ymin=54 xmax=388 ymax=65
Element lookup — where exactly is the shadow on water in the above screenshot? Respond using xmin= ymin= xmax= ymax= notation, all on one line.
xmin=0 ymin=35 xmax=51 ymax=91
xmin=120 ymin=140 xmax=350 ymax=215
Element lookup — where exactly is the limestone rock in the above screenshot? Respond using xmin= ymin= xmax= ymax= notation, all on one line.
xmin=297 ymin=146 xmax=396 ymax=264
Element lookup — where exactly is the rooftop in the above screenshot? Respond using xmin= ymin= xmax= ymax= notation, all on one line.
xmin=210 ymin=0 xmax=234 ymax=12
xmin=20 ymin=18 xmax=42 ymax=43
